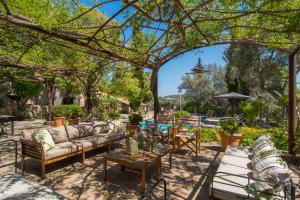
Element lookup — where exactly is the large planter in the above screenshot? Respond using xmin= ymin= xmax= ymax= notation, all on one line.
xmin=53 ymin=117 xmax=64 ymax=127
xmin=220 ymin=132 xmax=242 ymax=150
xmin=127 ymin=124 xmax=140 ymax=137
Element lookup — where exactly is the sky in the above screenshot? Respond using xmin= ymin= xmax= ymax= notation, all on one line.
xmin=158 ymin=45 xmax=227 ymax=96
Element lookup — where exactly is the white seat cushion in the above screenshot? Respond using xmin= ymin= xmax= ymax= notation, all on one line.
xmin=45 ymin=142 xmax=82 ymax=160
xmin=210 ymin=154 xmax=255 ymax=200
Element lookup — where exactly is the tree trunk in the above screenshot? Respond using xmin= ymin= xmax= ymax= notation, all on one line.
xmin=150 ymin=67 xmax=160 ymax=122
xmin=45 ymin=78 xmax=55 ymax=121
xmin=288 ymin=53 xmax=297 ymax=155
xmin=85 ymin=79 xmax=93 ymax=114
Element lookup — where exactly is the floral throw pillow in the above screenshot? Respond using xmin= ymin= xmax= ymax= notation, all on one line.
xmin=32 ymin=129 xmax=55 ymax=152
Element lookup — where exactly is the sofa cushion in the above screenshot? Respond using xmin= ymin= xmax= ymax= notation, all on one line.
xmin=93 ymin=122 xmax=109 ymax=134
xmin=45 ymin=142 xmax=82 ymax=160
xmin=73 ymin=132 xmax=126 ymax=148
xmin=65 ymin=125 xmax=81 ymax=140
xmin=32 ymin=129 xmax=55 ymax=152
xmin=21 ymin=129 xmax=35 ymax=141
xmin=78 ymin=124 xmax=94 ymax=137
xmin=72 ymin=135 xmax=108 ymax=148
xmin=47 ymin=126 xmax=69 ymax=144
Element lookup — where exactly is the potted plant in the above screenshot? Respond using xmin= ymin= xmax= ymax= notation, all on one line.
xmin=127 ymin=113 xmax=143 ymax=137
xmin=65 ymin=105 xmax=83 ymax=125
xmin=219 ymin=118 xmax=242 ymax=150
xmin=51 ymin=105 xmax=65 ymax=127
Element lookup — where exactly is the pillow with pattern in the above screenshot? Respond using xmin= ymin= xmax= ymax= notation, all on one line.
xmin=32 ymin=129 xmax=55 ymax=152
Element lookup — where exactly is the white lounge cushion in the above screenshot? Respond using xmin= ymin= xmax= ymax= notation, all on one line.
xmin=45 ymin=142 xmax=82 ymax=160
xmin=210 ymin=154 xmax=255 ymax=200
xmin=47 ymin=126 xmax=69 ymax=144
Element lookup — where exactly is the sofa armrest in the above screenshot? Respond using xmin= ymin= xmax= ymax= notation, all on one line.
xmin=20 ymin=139 xmax=44 ymax=161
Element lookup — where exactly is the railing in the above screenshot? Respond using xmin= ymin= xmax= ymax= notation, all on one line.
xmin=211 ymin=171 xmax=296 ymax=200
xmin=139 ymin=178 xmax=167 ymax=200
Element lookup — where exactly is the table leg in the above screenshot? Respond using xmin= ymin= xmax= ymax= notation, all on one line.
xmin=169 ymin=152 xmax=172 ymax=169
xmin=103 ymin=159 xmax=107 ymax=181
xmin=11 ymin=119 xmax=14 ymax=135
xmin=141 ymin=168 xmax=146 ymax=194
xmin=156 ymin=158 xmax=161 ymax=180
xmin=121 ymin=164 xmax=125 ymax=171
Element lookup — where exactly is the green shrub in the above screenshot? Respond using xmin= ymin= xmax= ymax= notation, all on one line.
xmin=239 ymin=127 xmax=287 ymax=150
xmin=220 ymin=118 xmax=239 ymax=135
xmin=64 ymin=105 xmax=84 ymax=118
xmin=199 ymin=128 xmax=220 ymax=143
xmin=52 ymin=105 xmax=65 ymax=117
xmin=197 ymin=127 xmax=289 ymax=151
xmin=52 ymin=104 xmax=83 ymax=118
xmin=129 ymin=113 xmax=143 ymax=125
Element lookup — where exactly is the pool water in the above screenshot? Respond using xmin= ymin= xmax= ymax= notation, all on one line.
xmin=140 ymin=119 xmax=195 ymax=132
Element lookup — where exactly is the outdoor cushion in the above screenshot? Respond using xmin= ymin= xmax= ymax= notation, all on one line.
xmin=210 ymin=154 xmax=255 ymax=200
xmin=225 ymin=146 xmax=251 ymax=158
xmin=72 ymin=134 xmax=108 ymax=148
xmin=251 ymin=134 xmax=271 ymax=150
xmin=32 ymin=129 xmax=55 ymax=152
xmin=175 ymin=132 xmax=196 ymax=140
xmin=65 ymin=125 xmax=80 ymax=140
xmin=78 ymin=124 xmax=94 ymax=137
xmin=93 ymin=124 xmax=109 ymax=134
xmin=73 ymin=132 xmax=126 ymax=148
xmin=21 ymin=129 xmax=35 ymax=141
xmin=45 ymin=142 xmax=82 ymax=160
xmin=47 ymin=126 xmax=69 ymax=144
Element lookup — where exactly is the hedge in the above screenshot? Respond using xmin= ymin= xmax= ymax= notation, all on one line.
xmin=198 ymin=127 xmax=289 ymax=151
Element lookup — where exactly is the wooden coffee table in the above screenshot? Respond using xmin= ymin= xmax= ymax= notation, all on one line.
xmin=102 ymin=145 xmax=172 ymax=194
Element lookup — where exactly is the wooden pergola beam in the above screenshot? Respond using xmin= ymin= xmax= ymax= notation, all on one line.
xmin=288 ymin=45 xmax=300 ymax=155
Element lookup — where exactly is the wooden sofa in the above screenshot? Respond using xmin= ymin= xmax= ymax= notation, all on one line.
xmin=21 ymin=123 xmax=127 ymax=179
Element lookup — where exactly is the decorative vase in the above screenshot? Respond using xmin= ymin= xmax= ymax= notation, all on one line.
xmin=145 ymin=138 xmax=157 ymax=152
xmin=126 ymin=138 xmax=138 ymax=155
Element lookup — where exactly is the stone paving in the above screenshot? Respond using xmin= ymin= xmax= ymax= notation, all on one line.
xmin=0 ymin=120 xmax=299 ymax=200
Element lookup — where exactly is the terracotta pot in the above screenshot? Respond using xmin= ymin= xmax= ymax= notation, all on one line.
xmin=220 ymin=132 xmax=230 ymax=150
xmin=68 ymin=118 xmax=79 ymax=125
xmin=53 ymin=117 xmax=63 ymax=127
xmin=127 ymin=124 xmax=140 ymax=137
xmin=230 ymin=134 xmax=242 ymax=147
xmin=220 ymin=132 xmax=242 ymax=150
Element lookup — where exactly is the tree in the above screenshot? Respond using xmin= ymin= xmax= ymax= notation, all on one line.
xmin=178 ymin=62 xmax=227 ymax=115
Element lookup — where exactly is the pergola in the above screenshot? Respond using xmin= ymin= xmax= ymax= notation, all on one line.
xmin=0 ymin=0 xmax=299 ymax=154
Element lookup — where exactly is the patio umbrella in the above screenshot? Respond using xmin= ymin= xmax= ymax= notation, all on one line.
xmin=214 ymin=92 xmax=253 ymax=115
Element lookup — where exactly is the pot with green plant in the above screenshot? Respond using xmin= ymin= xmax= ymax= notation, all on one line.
xmin=127 ymin=113 xmax=143 ymax=137
xmin=64 ymin=105 xmax=83 ymax=125
xmin=219 ymin=118 xmax=242 ymax=150
xmin=51 ymin=105 xmax=65 ymax=127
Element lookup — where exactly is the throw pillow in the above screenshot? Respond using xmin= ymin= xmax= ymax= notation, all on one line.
xmin=32 ymin=129 xmax=55 ymax=152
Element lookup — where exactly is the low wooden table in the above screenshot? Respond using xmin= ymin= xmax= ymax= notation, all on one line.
xmin=102 ymin=145 xmax=172 ymax=194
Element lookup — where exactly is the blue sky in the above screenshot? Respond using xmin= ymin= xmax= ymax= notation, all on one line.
xmin=158 ymin=45 xmax=227 ymax=96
